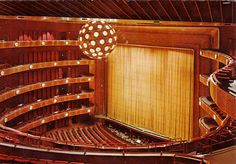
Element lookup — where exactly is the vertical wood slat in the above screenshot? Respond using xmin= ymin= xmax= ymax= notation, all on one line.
xmin=207 ymin=0 xmax=213 ymax=22
xmin=181 ymin=1 xmax=192 ymax=22
xmin=33 ymin=51 xmax=37 ymax=84
xmin=158 ymin=1 xmax=172 ymax=21
xmin=169 ymin=0 xmax=182 ymax=21
xmin=219 ymin=1 xmax=223 ymax=23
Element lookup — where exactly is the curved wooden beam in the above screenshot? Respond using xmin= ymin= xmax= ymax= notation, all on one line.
xmin=0 ymin=59 xmax=94 ymax=77
xmin=199 ymin=74 xmax=210 ymax=86
xmin=200 ymin=50 xmax=235 ymax=119
xmin=0 ymin=76 xmax=94 ymax=103
xmin=0 ymin=40 xmax=80 ymax=49
xmin=0 ymin=92 xmax=94 ymax=124
xmin=17 ymin=107 xmax=94 ymax=132
xmin=209 ymin=76 xmax=236 ymax=120
xmin=199 ymin=96 xmax=228 ymax=125
xmin=0 ymin=140 xmax=209 ymax=163
xmin=200 ymin=50 xmax=233 ymax=65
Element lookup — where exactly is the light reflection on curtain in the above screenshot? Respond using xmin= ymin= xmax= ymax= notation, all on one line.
xmin=107 ymin=45 xmax=194 ymax=140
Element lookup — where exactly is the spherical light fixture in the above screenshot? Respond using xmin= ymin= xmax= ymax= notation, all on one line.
xmin=78 ymin=20 xmax=117 ymax=59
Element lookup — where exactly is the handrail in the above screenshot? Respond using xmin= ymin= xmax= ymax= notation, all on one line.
xmin=18 ymin=107 xmax=94 ymax=132
xmin=0 ymin=141 xmax=209 ymax=163
xmin=0 ymin=76 xmax=94 ymax=103
xmin=13 ymin=107 xmax=84 ymax=129
xmin=209 ymin=75 xmax=236 ymax=120
xmin=200 ymin=50 xmax=236 ymax=119
xmin=194 ymin=116 xmax=231 ymax=142
xmin=199 ymin=96 xmax=227 ymax=125
xmin=0 ymin=116 xmax=234 ymax=153
xmin=0 ymin=123 xmax=177 ymax=150
xmin=200 ymin=50 xmax=234 ymax=65
xmin=198 ymin=50 xmax=235 ymax=149
xmin=199 ymin=116 xmax=218 ymax=133
xmin=199 ymin=74 xmax=210 ymax=86
xmin=0 ymin=92 xmax=94 ymax=124
xmin=0 ymin=47 xmax=234 ymax=156
xmin=0 ymin=40 xmax=80 ymax=49
xmin=0 ymin=59 xmax=94 ymax=77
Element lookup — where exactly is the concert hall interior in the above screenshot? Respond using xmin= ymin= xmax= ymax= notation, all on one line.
xmin=0 ymin=1 xmax=235 ymax=164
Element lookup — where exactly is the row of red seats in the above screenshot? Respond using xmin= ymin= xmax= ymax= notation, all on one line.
xmin=1 ymin=116 xmax=236 ymax=154
xmin=215 ymin=62 xmax=236 ymax=83
xmin=45 ymin=123 xmax=129 ymax=147
xmin=1 ymin=92 xmax=83 ymax=117
xmin=18 ymin=32 xmax=54 ymax=41
xmin=13 ymin=107 xmax=91 ymax=130
xmin=201 ymin=97 xmax=227 ymax=121
xmin=214 ymin=62 xmax=236 ymax=95
xmin=0 ymin=73 xmax=93 ymax=97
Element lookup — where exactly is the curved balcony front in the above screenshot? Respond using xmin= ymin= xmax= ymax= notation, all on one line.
xmin=200 ymin=50 xmax=236 ymax=120
xmin=0 ymin=59 xmax=94 ymax=77
xmin=0 ymin=76 xmax=94 ymax=103
xmin=0 ymin=40 xmax=80 ymax=49
xmin=0 ymin=92 xmax=94 ymax=124
xmin=209 ymin=74 xmax=236 ymax=120
xmin=17 ymin=107 xmax=94 ymax=132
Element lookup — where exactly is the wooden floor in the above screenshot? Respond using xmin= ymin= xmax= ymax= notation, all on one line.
xmin=204 ymin=146 xmax=236 ymax=164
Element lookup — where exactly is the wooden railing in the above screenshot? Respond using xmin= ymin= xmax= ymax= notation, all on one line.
xmin=0 ymin=40 xmax=80 ymax=49
xmin=18 ymin=107 xmax=94 ymax=132
xmin=0 ymin=37 xmax=96 ymax=142
xmin=0 ymin=140 xmax=209 ymax=164
xmin=200 ymin=50 xmax=233 ymax=65
xmin=0 ymin=59 xmax=94 ymax=77
xmin=0 ymin=43 xmax=233 ymax=162
xmin=199 ymin=74 xmax=210 ymax=86
xmin=209 ymin=76 xmax=236 ymax=120
xmin=0 ymin=123 xmax=173 ymax=150
xmin=200 ymin=50 xmax=236 ymax=120
xmin=0 ymin=76 xmax=94 ymax=103
xmin=0 ymin=115 xmax=235 ymax=156
xmin=193 ymin=49 xmax=236 ymax=154
xmin=0 ymin=92 xmax=94 ymax=124
xmin=199 ymin=96 xmax=228 ymax=125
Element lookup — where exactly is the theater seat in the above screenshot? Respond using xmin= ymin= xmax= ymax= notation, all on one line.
xmin=199 ymin=116 xmax=218 ymax=134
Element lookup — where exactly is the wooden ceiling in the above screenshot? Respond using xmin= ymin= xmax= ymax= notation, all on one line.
xmin=0 ymin=0 xmax=235 ymax=23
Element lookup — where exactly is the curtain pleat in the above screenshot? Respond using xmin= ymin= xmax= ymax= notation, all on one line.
xmin=107 ymin=45 xmax=194 ymax=140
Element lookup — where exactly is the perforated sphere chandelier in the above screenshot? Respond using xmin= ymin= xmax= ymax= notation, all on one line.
xmin=78 ymin=20 xmax=117 ymax=59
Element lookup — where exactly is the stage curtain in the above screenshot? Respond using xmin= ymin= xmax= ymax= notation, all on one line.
xmin=107 ymin=45 xmax=194 ymax=140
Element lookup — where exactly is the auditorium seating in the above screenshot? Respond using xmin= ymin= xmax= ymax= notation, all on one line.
xmin=200 ymin=50 xmax=236 ymax=119
xmin=44 ymin=123 xmax=139 ymax=147
xmin=0 ymin=114 xmax=234 ymax=162
xmin=199 ymin=116 xmax=218 ymax=134
xmin=199 ymin=96 xmax=228 ymax=125
xmin=0 ymin=15 xmax=234 ymax=163
xmin=215 ymin=62 xmax=236 ymax=96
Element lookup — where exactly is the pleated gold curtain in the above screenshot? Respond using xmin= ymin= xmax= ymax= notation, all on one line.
xmin=107 ymin=45 xmax=194 ymax=140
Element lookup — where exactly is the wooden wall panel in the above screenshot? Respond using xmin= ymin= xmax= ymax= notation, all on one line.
xmin=107 ymin=45 xmax=194 ymax=140
xmin=220 ymin=26 xmax=236 ymax=58
xmin=94 ymin=59 xmax=106 ymax=115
